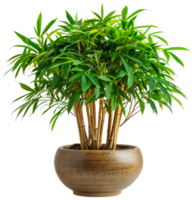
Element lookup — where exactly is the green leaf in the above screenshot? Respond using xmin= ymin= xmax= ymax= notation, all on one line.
xmin=170 ymin=94 xmax=186 ymax=111
xmin=13 ymin=56 xmax=30 ymax=79
xmin=146 ymin=98 xmax=157 ymax=113
xmin=135 ymin=91 xmax=145 ymax=114
xmin=118 ymin=95 xmax=125 ymax=116
xmin=9 ymin=55 xmax=31 ymax=74
xmin=31 ymin=64 xmax=50 ymax=73
xmin=99 ymin=2 xmax=106 ymax=20
xmin=127 ymin=68 xmax=133 ymax=88
xmin=32 ymin=99 xmax=39 ymax=114
xmin=74 ymin=9 xmax=80 ymax=24
xmin=82 ymin=75 xmax=87 ymax=92
xmin=163 ymin=50 xmax=170 ymax=62
xmin=129 ymin=87 xmax=136 ymax=99
xmin=36 ymin=12 xmax=42 ymax=37
xmin=118 ymin=89 xmax=131 ymax=102
xmin=75 ymin=92 xmax=80 ymax=102
xmin=141 ymin=61 xmax=149 ymax=70
xmin=98 ymin=75 xmax=111 ymax=82
xmin=63 ymin=63 xmax=71 ymax=78
xmin=42 ymin=18 xmax=57 ymax=35
xmin=85 ymin=92 xmax=95 ymax=105
xmin=11 ymin=30 xmax=27 ymax=44
xmin=88 ymin=9 xmax=102 ymax=21
xmin=127 ymin=9 xmax=146 ymax=20
xmin=165 ymin=47 xmax=189 ymax=51
xmin=101 ymin=82 xmax=111 ymax=99
xmin=103 ymin=11 xmax=116 ymax=22
xmin=152 ymin=35 xmax=168 ymax=45
xmin=19 ymin=83 xmax=34 ymax=92
xmin=65 ymin=10 xmax=75 ymax=25
xmin=116 ymin=70 xmax=126 ymax=79
xmin=11 ymin=44 xmax=37 ymax=53
xmin=73 ymin=60 xmax=82 ymax=65
xmin=26 ymin=37 xmax=42 ymax=53
xmin=49 ymin=60 xmax=76 ymax=69
xmin=157 ymin=82 xmax=172 ymax=105
xmin=149 ymin=77 xmax=177 ymax=88
xmin=121 ymin=53 xmax=142 ymax=64
xmin=168 ymin=52 xmax=184 ymax=67
xmin=122 ymin=5 xmax=128 ymax=17
xmin=148 ymin=35 xmax=153 ymax=44
xmin=52 ymin=73 xmax=58 ymax=85
xmin=86 ymin=74 xmax=99 ymax=87
xmin=113 ymin=83 xmax=118 ymax=96
xmin=120 ymin=54 xmax=130 ymax=74
xmin=49 ymin=108 xmax=59 ymax=134
xmin=10 ymin=93 xmax=34 ymax=103
xmin=149 ymin=79 xmax=155 ymax=92
xmin=68 ymin=93 xmax=76 ymax=113
xmin=71 ymin=67 xmax=84 ymax=71
xmin=68 ymin=72 xmax=84 ymax=82
xmin=95 ymin=87 xmax=100 ymax=98
xmin=111 ymin=53 xmax=117 ymax=62
xmin=111 ymin=96 xmax=117 ymax=111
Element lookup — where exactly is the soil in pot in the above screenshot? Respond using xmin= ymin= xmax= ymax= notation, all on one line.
xmin=69 ymin=143 xmax=135 ymax=150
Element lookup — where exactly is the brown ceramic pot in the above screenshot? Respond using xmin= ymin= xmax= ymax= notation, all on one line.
xmin=54 ymin=144 xmax=143 ymax=197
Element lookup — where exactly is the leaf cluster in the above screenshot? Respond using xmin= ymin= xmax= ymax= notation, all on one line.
xmin=6 ymin=5 xmax=188 ymax=130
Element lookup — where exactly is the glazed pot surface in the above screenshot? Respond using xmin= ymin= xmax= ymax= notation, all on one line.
xmin=54 ymin=144 xmax=143 ymax=197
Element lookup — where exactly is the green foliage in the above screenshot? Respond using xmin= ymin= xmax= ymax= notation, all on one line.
xmin=6 ymin=4 xmax=188 ymax=130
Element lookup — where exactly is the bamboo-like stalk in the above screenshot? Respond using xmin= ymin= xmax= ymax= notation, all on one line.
xmin=85 ymin=92 xmax=93 ymax=147
xmin=93 ymin=93 xmax=98 ymax=150
xmin=108 ymin=107 xmax=118 ymax=149
xmin=74 ymin=101 xmax=84 ymax=150
xmin=99 ymin=107 xmax=106 ymax=147
xmin=106 ymin=100 xmax=113 ymax=146
xmin=84 ymin=92 xmax=92 ymax=147
xmin=117 ymin=109 xmax=123 ymax=143
xmin=97 ymin=98 xmax=103 ymax=149
xmin=77 ymin=102 xmax=88 ymax=150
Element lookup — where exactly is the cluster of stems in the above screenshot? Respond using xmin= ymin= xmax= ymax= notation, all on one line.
xmin=73 ymin=83 xmax=133 ymax=150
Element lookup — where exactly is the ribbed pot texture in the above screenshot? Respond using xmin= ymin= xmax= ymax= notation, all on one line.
xmin=54 ymin=144 xmax=143 ymax=197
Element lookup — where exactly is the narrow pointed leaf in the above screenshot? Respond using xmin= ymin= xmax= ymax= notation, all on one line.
xmin=66 ymin=10 xmax=75 ymax=25
xmin=63 ymin=63 xmax=71 ymax=78
xmin=101 ymin=82 xmax=111 ymax=98
xmin=168 ymin=52 xmax=184 ymax=67
xmin=88 ymin=9 xmax=102 ymax=21
xmin=116 ymin=70 xmax=126 ymax=79
xmin=146 ymin=98 xmax=156 ymax=110
xmin=82 ymin=75 xmax=87 ymax=92
xmin=98 ymin=75 xmax=111 ymax=82
xmin=11 ymin=30 xmax=27 ymax=44
xmin=149 ymin=79 xmax=155 ymax=92
xmin=86 ymin=74 xmax=99 ymax=87
xmin=19 ymin=83 xmax=34 ymax=92
xmin=157 ymin=82 xmax=172 ymax=105
xmin=43 ymin=16 xmax=60 ymax=33
xmin=26 ymin=37 xmax=42 ymax=53
xmin=11 ymin=44 xmax=37 ymax=52
xmin=68 ymin=72 xmax=84 ymax=82
xmin=52 ymin=73 xmax=58 ymax=85
xmin=127 ymin=9 xmax=146 ymax=20
xmin=165 ymin=47 xmax=189 ymax=51
xmin=36 ymin=12 xmax=42 ymax=37
xmin=120 ymin=54 xmax=130 ymax=74
xmin=122 ymin=53 xmax=142 ymax=63
xmin=99 ymin=2 xmax=106 ymax=20
xmin=75 ymin=92 xmax=80 ymax=102
xmin=111 ymin=96 xmax=117 ymax=111
xmin=118 ymin=89 xmax=131 ymax=102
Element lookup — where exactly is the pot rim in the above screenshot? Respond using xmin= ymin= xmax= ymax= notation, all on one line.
xmin=58 ymin=142 xmax=140 ymax=152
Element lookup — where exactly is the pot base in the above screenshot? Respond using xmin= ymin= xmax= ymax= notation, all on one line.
xmin=73 ymin=191 xmax=121 ymax=197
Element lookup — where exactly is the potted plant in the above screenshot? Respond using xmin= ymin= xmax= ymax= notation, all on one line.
xmin=5 ymin=4 xmax=188 ymax=197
